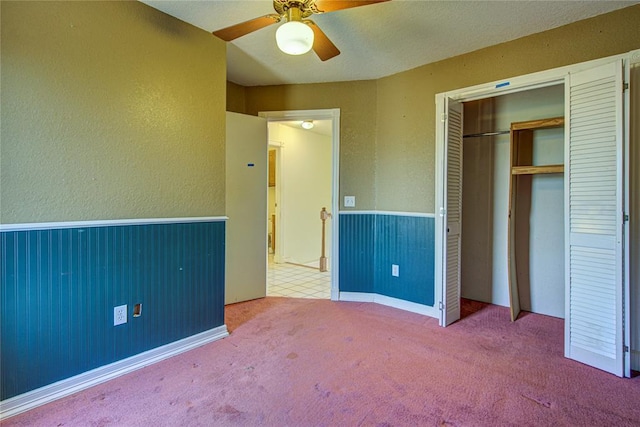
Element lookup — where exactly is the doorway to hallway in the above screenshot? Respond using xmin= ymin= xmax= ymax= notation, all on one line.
xmin=260 ymin=109 xmax=340 ymax=300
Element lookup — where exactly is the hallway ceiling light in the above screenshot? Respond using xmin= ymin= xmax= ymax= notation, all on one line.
xmin=301 ymin=120 xmax=315 ymax=130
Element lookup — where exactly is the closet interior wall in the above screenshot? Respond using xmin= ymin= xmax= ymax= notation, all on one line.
xmin=461 ymin=85 xmax=565 ymax=318
xmin=461 ymin=99 xmax=495 ymax=304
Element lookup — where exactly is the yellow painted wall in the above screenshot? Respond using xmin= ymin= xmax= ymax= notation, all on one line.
xmin=241 ymin=5 xmax=640 ymax=213
xmin=376 ymin=4 xmax=640 ymax=212
xmin=227 ymin=81 xmax=247 ymax=114
xmin=0 ymin=1 xmax=227 ymax=223
xmin=244 ymin=81 xmax=378 ymax=210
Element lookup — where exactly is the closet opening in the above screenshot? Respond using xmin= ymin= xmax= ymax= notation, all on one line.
xmin=459 ymin=84 xmax=565 ymax=321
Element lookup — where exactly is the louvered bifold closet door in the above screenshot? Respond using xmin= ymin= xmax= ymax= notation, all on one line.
xmin=442 ymin=99 xmax=463 ymax=326
xmin=566 ymin=60 xmax=624 ymax=376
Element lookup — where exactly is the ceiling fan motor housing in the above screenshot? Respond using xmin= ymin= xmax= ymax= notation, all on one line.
xmin=274 ymin=0 xmax=322 ymax=20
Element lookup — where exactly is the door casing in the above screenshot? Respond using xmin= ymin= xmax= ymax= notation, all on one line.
xmin=435 ymin=51 xmax=635 ymax=377
xmin=259 ymin=109 xmax=341 ymax=301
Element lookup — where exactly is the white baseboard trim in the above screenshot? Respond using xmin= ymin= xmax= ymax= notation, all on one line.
xmin=0 ymin=325 xmax=229 ymax=421
xmin=339 ymin=292 xmax=438 ymax=318
xmin=339 ymin=291 xmax=376 ymax=302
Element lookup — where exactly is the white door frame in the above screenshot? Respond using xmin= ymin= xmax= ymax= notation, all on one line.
xmin=259 ymin=108 xmax=341 ymax=301
xmin=435 ymin=51 xmax=631 ymax=317
xmin=436 ymin=72 xmax=566 ymax=326
xmin=434 ymin=51 xmax=633 ymax=376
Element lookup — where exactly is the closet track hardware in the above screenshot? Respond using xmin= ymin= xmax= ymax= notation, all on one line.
xmin=462 ymin=130 xmax=510 ymax=139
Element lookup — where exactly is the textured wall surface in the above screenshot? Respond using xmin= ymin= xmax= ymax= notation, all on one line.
xmin=1 ymin=221 xmax=226 ymax=400
xmin=0 ymin=1 xmax=227 ymax=223
xmin=226 ymin=81 xmax=247 ymax=114
xmin=375 ymin=5 xmax=640 ymax=213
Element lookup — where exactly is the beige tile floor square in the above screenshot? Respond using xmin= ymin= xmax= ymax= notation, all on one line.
xmin=267 ymin=256 xmax=331 ymax=299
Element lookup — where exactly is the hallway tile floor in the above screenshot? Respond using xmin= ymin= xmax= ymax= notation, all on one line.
xmin=267 ymin=256 xmax=331 ymax=299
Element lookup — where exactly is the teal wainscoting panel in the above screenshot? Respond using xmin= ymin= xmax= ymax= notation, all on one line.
xmin=0 ymin=221 xmax=225 ymax=400
xmin=338 ymin=213 xmax=435 ymax=306
xmin=338 ymin=214 xmax=375 ymax=293
xmin=374 ymin=215 xmax=435 ymax=306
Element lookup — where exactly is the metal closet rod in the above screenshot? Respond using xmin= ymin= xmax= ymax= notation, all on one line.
xmin=463 ymin=130 xmax=510 ymax=138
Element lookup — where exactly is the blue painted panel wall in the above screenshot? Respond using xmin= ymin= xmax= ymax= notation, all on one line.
xmin=339 ymin=214 xmax=375 ymax=293
xmin=375 ymin=215 xmax=435 ymax=306
xmin=0 ymin=221 xmax=225 ymax=400
xmin=339 ymin=213 xmax=435 ymax=306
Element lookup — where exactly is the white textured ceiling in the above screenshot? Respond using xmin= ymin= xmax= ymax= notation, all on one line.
xmin=141 ymin=0 xmax=637 ymax=87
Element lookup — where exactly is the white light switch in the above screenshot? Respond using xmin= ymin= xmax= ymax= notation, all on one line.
xmin=344 ymin=196 xmax=356 ymax=208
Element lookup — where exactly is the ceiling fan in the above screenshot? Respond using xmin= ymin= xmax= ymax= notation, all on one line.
xmin=212 ymin=0 xmax=390 ymax=61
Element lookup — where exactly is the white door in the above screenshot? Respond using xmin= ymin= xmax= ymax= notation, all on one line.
xmin=565 ymin=60 xmax=627 ymax=376
xmin=225 ymin=112 xmax=268 ymax=304
xmin=437 ymin=98 xmax=463 ymax=326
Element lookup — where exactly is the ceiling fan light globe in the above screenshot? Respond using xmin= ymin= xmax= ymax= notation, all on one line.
xmin=276 ymin=21 xmax=314 ymax=55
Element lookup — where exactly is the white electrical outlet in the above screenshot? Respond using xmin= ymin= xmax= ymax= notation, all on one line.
xmin=392 ymin=264 xmax=400 ymax=277
xmin=344 ymin=196 xmax=356 ymax=208
xmin=114 ymin=304 xmax=127 ymax=326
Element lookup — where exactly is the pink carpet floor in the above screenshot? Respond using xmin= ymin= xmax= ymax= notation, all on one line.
xmin=5 ymin=297 xmax=640 ymax=426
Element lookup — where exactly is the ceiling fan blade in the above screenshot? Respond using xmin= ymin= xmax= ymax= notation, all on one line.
xmin=307 ymin=21 xmax=340 ymax=61
xmin=212 ymin=14 xmax=281 ymax=41
xmin=313 ymin=0 xmax=390 ymax=13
